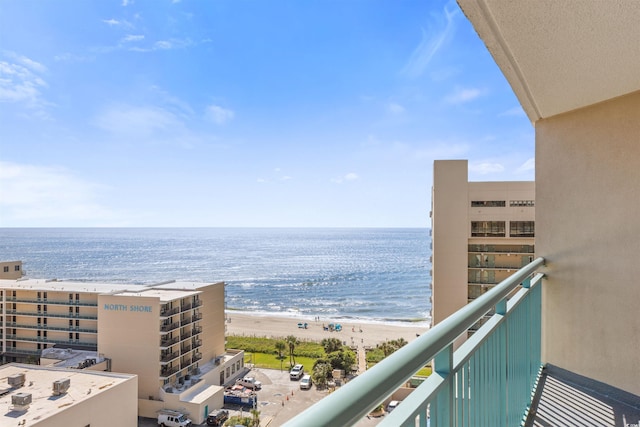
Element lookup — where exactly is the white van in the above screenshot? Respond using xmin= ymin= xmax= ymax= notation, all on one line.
xmin=299 ymin=374 xmax=312 ymax=390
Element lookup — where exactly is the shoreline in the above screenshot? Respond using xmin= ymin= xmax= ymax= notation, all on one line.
xmin=225 ymin=311 xmax=430 ymax=348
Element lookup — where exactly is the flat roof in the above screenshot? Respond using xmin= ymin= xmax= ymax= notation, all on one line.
xmin=152 ymin=281 xmax=224 ymax=291
xmin=0 ymin=279 xmax=223 ymax=297
xmin=0 ymin=363 xmax=135 ymax=425
xmin=115 ymin=287 xmax=200 ymax=302
xmin=40 ymin=348 xmax=105 ymax=368
xmin=0 ymin=278 xmax=136 ymax=293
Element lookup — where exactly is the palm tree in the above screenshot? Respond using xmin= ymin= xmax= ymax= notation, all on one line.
xmin=250 ymin=408 xmax=260 ymax=427
xmin=312 ymin=361 xmax=332 ymax=388
xmin=275 ymin=340 xmax=286 ymax=360
xmin=321 ymin=337 xmax=343 ymax=354
xmin=286 ymin=335 xmax=299 ymax=367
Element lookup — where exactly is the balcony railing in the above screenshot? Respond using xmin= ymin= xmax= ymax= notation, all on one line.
xmin=5 ymin=310 xmax=98 ymax=320
xmin=5 ymin=297 xmax=98 ymax=307
xmin=160 ymin=351 xmax=179 ymax=363
xmin=160 ymin=336 xmax=179 ymax=348
xmin=6 ymin=322 xmax=98 ymax=334
xmin=160 ymin=307 xmax=179 ymax=318
xmin=160 ymin=322 xmax=179 ymax=333
xmin=285 ymin=257 xmax=545 ymax=427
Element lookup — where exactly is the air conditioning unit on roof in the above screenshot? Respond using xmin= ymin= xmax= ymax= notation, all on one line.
xmin=12 ymin=392 xmax=32 ymax=410
xmin=52 ymin=378 xmax=70 ymax=396
xmin=8 ymin=373 xmax=25 ymax=388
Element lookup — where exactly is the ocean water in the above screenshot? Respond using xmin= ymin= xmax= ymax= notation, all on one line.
xmin=0 ymin=228 xmax=432 ymax=325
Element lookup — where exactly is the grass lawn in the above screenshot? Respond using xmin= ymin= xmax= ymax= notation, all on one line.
xmin=244 ymin=352 xmax=318 ymax=371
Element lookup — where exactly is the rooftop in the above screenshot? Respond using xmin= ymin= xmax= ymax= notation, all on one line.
xmin=0 ymin=363 xmax=135 ymax=425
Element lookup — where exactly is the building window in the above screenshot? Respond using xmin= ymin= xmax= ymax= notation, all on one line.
xmin=510 ymin=200 xmax=535 ymax=207
xmin=471 ymin=201 xmax=506 ymax=207
xmin=226 ymin=367 xmax=230 ymax=378
xmin=510 ymin=221 xmax=535 ymax=237
xmin=3 ymin=266 xmax=8 ymax=272
xmin=14 ymin=265 xmax=20 ymax=271
xmin=471 ymin=221 xmax=506 ymax=237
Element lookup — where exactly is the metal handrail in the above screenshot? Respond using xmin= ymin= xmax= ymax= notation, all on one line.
xmin=284 ymin=257 xmax=545 ymax=427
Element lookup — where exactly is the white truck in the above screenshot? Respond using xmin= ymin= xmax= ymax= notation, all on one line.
xmin=236 ymin=376 xmax=262 ymax=390
xmin=158 ymin=409 xmax=192 ymax=427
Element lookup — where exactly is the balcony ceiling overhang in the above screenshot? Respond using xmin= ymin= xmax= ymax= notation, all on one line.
xmin=457 ymin=0 xmax=640 ymax=122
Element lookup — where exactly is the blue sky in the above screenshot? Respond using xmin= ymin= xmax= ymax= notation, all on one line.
xmin=0 ymin=0 xmax=534 ymax=228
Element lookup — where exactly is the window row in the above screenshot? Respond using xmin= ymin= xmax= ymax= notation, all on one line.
xmin=471 ymin=221 xmax=535 ymax=237
xmin=470 ymin=200 xmax=535 ymax=207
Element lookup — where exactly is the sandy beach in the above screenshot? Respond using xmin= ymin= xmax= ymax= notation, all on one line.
xmin=225 ymin=312 xmax=430 ymax=348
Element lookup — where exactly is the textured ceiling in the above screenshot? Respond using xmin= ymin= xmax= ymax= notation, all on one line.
xmin=458 ymin=0 xmax=640 ymax=122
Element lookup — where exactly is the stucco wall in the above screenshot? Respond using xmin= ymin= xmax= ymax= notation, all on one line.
xmin=98 ymin=294 xmax=161 ymax=399
xmin=536 ymin=90 xmax=640 ymax=396
xmin=431 ymin=160 xmax=470 ymax=326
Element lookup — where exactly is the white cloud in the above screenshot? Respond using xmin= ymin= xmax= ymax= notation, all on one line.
xmin=93 ymin=104 xmax=183 ymax=138
xmin=122 ymin=0 xmax=131 ymax=6
xmin=122 ymin=34 xmax=144 ymax=43
xmin=205 ymin=105 xmax=235 ymax=125
xmin=388 ymin=103 xmax=405 ymax=115
xmin=445 ymin=87 xmax=485 ymax=105
xmin=154 ymin=40 xmax=173 ymax=50
xmin=401 ymin=4 xmax=459 ymax=78
xmin=331 ymin=172 xmax=360 ymax=184
xmin=499 ymin=106 xmax=526 ymax=117
xmin=102 ymin=18 xmax=133 ymax=29
xmin=516 ymin=157 xmax=535 ymax=173
xmin=0 ymin=161 xmax=121 ymax=227
xmin=469 ymin=162 xmax=505 ymax=174
xmin=0 ymin=53 xmax=51 ymax=118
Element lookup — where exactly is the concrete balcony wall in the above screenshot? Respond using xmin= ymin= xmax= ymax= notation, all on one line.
xmin=536 ymin=89 xmax=640 ymax=396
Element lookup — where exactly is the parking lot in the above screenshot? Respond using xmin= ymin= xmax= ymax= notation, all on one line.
xmin=138 ymin=367 xmax=385 ymax=426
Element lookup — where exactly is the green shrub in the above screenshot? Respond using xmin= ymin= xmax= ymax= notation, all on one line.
xmin=227 ymin=335 xmax=324 ymax=358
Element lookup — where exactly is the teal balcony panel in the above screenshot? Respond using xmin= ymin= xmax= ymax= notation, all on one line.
xmin=285 ymin=258 xmax=545 ymax=427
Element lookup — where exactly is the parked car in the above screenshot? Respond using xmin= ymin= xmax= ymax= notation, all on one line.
xmin=299 ymin=374 xmax=312 ymax=390
xmin=158 ymin=410 xmax=192 ymax=427
xmin=290 ymin=364 xmax=304 ymax=380
xmin=206 ymin=409 xmax=229 ymax=426
xmin=386 ymin=400 xmax=400 ymax=412
xmin=236 ymin=376 xmax=262 ymax=390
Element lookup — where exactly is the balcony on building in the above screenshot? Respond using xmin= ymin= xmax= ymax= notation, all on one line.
xmin=285 ymin=2 xmax=640 ymax=426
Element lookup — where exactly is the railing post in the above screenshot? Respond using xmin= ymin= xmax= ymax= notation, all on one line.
xmin=433 ymin=343 xmax=454 ymax=427
xmin=496 ymin=298 xmax=507 ymax=427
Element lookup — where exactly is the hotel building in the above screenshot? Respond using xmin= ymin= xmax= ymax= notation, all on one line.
xmin=0 ymin=261 xmax=245 ymax=425
xmin=430 ymin=160 xmax=535 ymax=331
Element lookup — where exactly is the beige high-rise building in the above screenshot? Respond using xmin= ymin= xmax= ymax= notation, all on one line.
xmin=0 ymin=273 xmax=245 ymax=424
xmin=430 ymin=160 xmax=534 ymax=332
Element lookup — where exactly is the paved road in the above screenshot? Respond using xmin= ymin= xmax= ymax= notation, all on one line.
xmin=139 ymin=367 xmax=384 ymax=427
